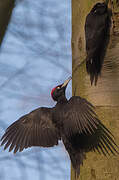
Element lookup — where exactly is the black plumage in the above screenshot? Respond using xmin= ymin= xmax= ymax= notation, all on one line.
xmin=1 ymin=77 xmax=118 ymax=176
xmin=85 ymin=2 xmax=111 ymax=85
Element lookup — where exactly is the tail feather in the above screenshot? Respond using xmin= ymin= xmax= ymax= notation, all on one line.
xmin=86 ymin=56 xmax=102 ymax=85
xmin=62 ymin=136 xmax=86 ymax=177
xmin=70 ymin=150 xmax=86 ymax=177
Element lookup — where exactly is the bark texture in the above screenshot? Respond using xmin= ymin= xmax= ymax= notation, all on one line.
xmin=72 ymin=0 xmax=119 ymax=179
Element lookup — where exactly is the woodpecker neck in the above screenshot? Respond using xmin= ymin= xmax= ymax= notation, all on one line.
xmin=57 ymin=94 xmax=67 ymax=104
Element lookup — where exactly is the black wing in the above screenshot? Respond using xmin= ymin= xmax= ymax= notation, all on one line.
xmin=85 ymin=3 xmax=110 ymax=85
xmin=69 ymin=122 xmax=118 ymax=156
xmin=1 ymin=107 xmax=60 ymax=153
xmin=63 ymin=96 xmax=118 ymax=155
xmin=63 ymin=123 xmax=118 ymax=176
xmin=63 ymin=96 xmax=100 ymax=136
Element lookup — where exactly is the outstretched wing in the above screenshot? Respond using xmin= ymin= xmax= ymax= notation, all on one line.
xmin=69 ymin=122 xmax=118 ymax=156
xmin=1 ymin=107 xmax=60 ymax=153
xmin=63 ymin=96 xmax=100 ymax=136
xmin=63 ymin=96 xmax=118 ymax=155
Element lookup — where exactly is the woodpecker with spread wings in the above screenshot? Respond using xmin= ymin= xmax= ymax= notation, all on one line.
xmin=85 ymin=2 xmax=111 ymax=85
xmin=1 ymin=77 xmax=118 ymax=176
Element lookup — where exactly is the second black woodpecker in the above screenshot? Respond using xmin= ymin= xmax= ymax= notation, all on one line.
xmin=85 ymin=2 xmax=111 ymax=85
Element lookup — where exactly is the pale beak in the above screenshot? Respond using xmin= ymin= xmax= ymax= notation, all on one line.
xmin=61 ymin=76 xmax=72 ymax=88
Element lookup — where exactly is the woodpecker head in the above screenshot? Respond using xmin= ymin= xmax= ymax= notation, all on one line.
xmin=91 ymin=2 xmax=107 ymax=15
xmin=51 ymin=76 xmax=71 ymax=102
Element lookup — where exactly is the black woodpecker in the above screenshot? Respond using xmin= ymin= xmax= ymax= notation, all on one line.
xmin=1 ymin=77 xmax=118 ymax=176
xmin=85 ymin=2 xmax=111 ymax=85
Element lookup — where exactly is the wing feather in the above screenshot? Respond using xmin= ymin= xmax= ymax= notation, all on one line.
xmin=1 ymin=107 xmax=60 ymax=153
xmin=63 ymin=96 xmax=99 ymax=136
xmin=63 ymin=96 xmax=119 ymax=155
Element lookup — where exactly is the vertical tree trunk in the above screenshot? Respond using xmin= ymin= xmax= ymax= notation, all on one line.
xmin=0 ymin=0 xmax=15 ymax=46
xmin=72 ymin=0 xmax=119 ymax=179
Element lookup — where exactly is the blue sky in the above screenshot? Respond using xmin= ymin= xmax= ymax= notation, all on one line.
xmin=0 ymin=0 xmax=72 ymax=180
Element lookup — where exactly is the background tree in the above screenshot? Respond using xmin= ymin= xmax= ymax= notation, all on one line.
xmin=0 ymin=0 xmax=15 ymax=46
xmin=72 ymin=0 xmax=119 ymax=179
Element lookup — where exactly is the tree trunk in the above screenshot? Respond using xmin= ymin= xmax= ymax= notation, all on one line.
xmin=72 ymin=0 xmax=119 ymax=179
xmin=0 ymin=0 xmax=15 ymax=46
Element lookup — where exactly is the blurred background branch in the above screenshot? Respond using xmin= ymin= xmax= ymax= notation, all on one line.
xmin=0 ymin=0 xmax=71 ymax=180
xmin=0 ymin=0 xmax=15 ymax=46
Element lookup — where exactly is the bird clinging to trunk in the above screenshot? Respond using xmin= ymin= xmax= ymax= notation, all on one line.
xmin=1 ymin=77 xmax=118 ymax=177
xmin=85 ymin=2 xmax=111 ymax=85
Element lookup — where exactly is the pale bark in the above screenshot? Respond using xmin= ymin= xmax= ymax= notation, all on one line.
xmin=72 ymin=0 xmax=119 ymax=179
